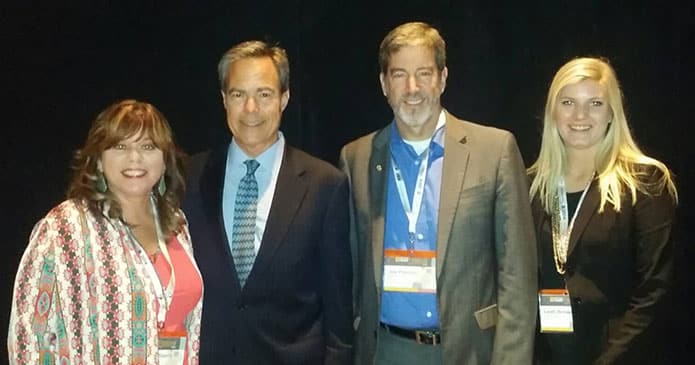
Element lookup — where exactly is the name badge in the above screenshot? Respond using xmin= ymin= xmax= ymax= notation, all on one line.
xmin=538 ymin=289 xmax=574 ymax=333
xmin=158 ymin=331 xmax=187 ymax=365
xmin=383 ymin=249 xmax=436 ymax=293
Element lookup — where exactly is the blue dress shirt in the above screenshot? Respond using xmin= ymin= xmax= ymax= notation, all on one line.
xmin=222 ymin=133 xmax=285 ymax=255
xmin=381 ymin=114 xmax=446 ymax=330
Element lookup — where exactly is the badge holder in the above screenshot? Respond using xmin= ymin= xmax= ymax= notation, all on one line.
xmin=538 ymin=289 xmax=574 ymax=333
xmin=383 ymin=249 xmax=436 ymax=293
xmin=158 ymin=330 xmax=187 ymax=365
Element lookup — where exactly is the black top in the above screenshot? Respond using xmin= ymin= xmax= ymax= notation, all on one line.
xmin=539 ymin=191 xmax=586 ymax=365
xmin=540 ymin=190 xmax=583 ymax=289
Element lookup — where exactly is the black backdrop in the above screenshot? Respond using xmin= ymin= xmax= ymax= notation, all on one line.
xmin=2 ymin=1 xmax=692 ymax=362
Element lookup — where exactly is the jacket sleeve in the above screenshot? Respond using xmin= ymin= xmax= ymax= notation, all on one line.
xmin=338 ymin=145 xmax=360 ymax=322
xmin=595 ymin=181 xmax=676 ymax=365
xmin=8 ymin=215 xmax=68 ymax=364
xmin=320 ymin=173 xmax=354 ymax=365
xmin=491 ymin=132 xmax=538 ymax=365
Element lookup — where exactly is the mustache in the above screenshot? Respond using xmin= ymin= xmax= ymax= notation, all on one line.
xmin=400 ymin=93 xmax=425 ymax=102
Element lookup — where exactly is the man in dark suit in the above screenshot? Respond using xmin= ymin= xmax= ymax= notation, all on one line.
xmin=340 ymin=22 xmax=537 ymax=364
xmin=183 ymin=40 xmax=353 ymax=364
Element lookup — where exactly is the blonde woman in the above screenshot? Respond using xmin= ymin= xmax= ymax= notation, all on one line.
xmin=529 ymin=58 xmax=677 ymax=364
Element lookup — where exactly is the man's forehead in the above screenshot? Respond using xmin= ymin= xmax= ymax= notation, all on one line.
xmin=226 ymin=73 xmax=277 ymax=87
xmin=386 ymin=46 xmax=436 ymax=67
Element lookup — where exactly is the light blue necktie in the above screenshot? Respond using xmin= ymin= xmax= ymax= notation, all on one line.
xmin=232 ymin=159 xmax=260 ymax=287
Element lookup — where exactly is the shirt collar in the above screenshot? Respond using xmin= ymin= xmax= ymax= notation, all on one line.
xmin=390 ymin=110 xmax=446 ymax=154
xmin=228 ymin=132 xmax=285 ymax=172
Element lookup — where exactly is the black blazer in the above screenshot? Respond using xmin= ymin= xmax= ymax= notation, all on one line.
xmin=183 ymin=143 xmax=353 ymax=364
xmin=532 ymin=169 xmax=676 ymax=365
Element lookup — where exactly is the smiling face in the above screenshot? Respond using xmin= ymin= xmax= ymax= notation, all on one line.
xmin=554 ymin=79 xmax=612 ymax=154
xmin=99 ymin=132 xmax=164 ymax=202
xmin=221 ymin=56 xmax=289 ymax=157
xmin=380 ymin=45 xmax=447 ymax=140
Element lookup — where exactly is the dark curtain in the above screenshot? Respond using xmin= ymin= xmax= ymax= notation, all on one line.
xmin=2 ymin=1 xmax=692 ymax=361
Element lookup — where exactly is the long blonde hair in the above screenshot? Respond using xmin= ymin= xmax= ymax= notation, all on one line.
xmin=528 ymin=57 xmax=677 ymax=213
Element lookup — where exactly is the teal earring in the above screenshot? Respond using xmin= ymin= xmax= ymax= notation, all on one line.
xmin=157 ymin=175 xmax=167 ymax=196
xmin=96 ymin=171 xmax=108 ymax=193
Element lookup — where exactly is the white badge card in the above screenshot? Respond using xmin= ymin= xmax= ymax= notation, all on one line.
xmin=383 ymin=249 xmax=436 ymax=293
xmin=538 ymin=289 xmax=574 ymax=333
xmin=158 ymin=332 xmax=186 ymax=365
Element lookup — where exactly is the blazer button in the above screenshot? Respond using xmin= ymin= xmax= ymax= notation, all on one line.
xmin=573 ymin=297 xmax=582 ymax=305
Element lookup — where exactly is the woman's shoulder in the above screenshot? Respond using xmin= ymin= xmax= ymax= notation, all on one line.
xmin=28 ymin=200 xmax=92 ymax=251
xmin=38 ymin=199 xmax=109 ymax=233
xmin=633 ymin=162 xmax=665 ymax=177
xmin=43 ymin=199 xmax=90 ymax=221
xmin=625 ymin=162 xmax=677 ymax=202
xmin=631 ymin=162 xmax=669 ymax=185
xmin=175 ymin=208 xmax=188 ymax=223
xmin=172 ymin=209 xmax=191 ymax=241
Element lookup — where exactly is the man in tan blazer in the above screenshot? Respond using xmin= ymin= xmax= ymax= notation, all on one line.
xmin=339 ymin=22 xmax=537 ymax=364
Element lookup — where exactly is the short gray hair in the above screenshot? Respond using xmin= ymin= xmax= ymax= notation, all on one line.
xmin=217 ymin=40 xmax=290 ymax=92
xmin=379 ymin=22 xmax=446 ymax=74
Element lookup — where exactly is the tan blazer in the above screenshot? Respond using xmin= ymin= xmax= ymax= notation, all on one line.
xmin=340 ymin=111 xmax=537 ymax=364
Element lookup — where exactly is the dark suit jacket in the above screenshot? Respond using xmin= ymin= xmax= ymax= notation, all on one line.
xmin=532 ymin=168 xmax=676 ymax=365
xmin=183 ymin=143 xmax=353 ymax=364
xmin=340 ymin=112 xmax=538 ymax=365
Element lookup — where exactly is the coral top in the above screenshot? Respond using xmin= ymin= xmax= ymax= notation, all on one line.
xmin=153 ymin=235 xmax=203 ymax=365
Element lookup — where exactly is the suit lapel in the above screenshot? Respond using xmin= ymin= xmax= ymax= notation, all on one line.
xmin=370 ymin=128 xmax=390 ymax=292
xmin=436 ymin=113 xmax=469 ymax=277
xmin=567 ymin=181 xmax=599 ymax=258
xmin=246 ymin=146 xmax=308 ymax=286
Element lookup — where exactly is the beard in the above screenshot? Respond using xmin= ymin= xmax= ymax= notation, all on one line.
xmin=391 ymin=93 xmax=440 ymax=129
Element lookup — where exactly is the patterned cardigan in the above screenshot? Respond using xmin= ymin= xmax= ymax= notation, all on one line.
xmin=8 ymin=199 xmax=203 ymax=364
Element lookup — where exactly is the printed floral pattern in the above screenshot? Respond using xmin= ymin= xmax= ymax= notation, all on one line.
xmin=8 ymin=200 xmax=203 ymax=364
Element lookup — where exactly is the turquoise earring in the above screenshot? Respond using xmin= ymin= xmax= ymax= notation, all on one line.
xmin=96 ymin=171 xmax=108 ymax=193
xmin=157 ymin=175 xmax=167 ymax=196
